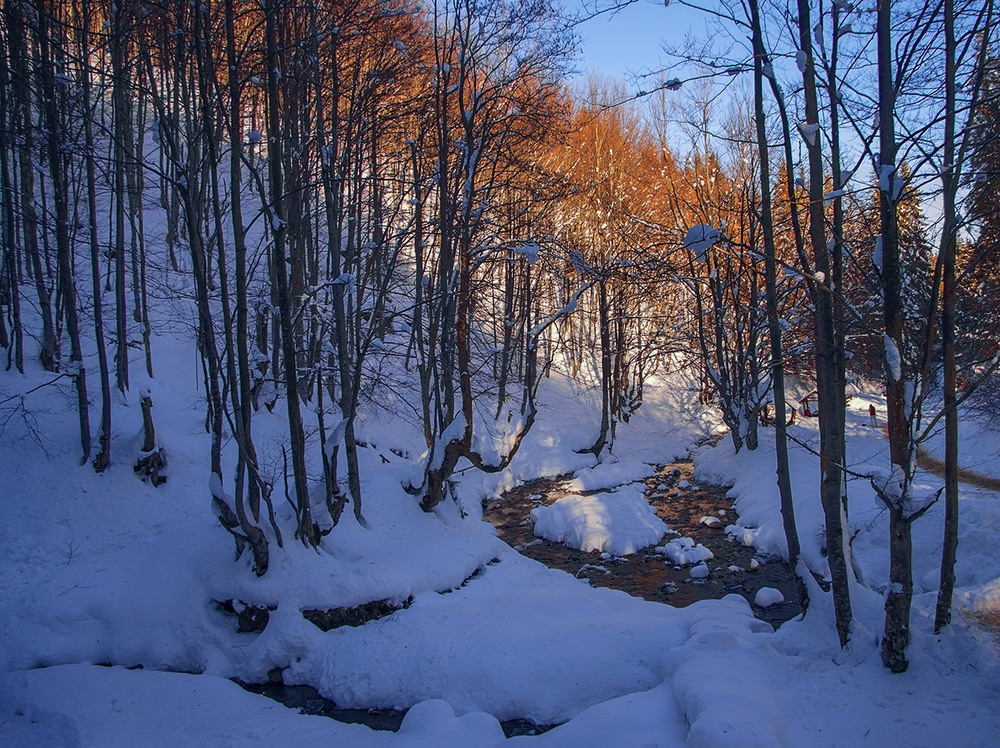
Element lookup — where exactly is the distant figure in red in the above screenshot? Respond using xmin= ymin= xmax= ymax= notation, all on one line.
xmin=800 ymin=393 xmax=818 ymax=417
xmin=869 ymin=404 xmax=878 ymax=428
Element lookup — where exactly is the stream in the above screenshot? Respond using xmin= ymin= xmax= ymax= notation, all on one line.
xmin=483 ymin=458 xmax=802 ymax=629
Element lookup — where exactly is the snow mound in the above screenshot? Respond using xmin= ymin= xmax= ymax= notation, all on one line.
xmin=661 ymin=536 xmax=714 ymax=566
xmin=726 ymin=524 xmax=759 ymax=548
xmin=531 ymin=486 xmax=669 ymax=555
xmin=690 ymin=562 xmax=710 ymax=579
xmin=563 ymin=460 xmax=656 ymax=493
xmin=753 ymin=588 xmax=784 ymax=608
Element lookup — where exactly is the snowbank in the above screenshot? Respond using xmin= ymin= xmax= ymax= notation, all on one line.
xmin=530 ymin=485 xmax=669 ymax=555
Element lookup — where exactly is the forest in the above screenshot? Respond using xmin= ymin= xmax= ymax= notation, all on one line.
xmin=3 ymin=0 xmax=1000 ymax=737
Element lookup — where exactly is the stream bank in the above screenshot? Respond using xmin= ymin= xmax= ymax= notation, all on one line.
xmin=484 ymin=458 xmax=802 ymax=629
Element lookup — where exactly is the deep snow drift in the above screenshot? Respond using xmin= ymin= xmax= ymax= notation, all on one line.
xmin=2 ymin=339 xmax=1000 ymax=746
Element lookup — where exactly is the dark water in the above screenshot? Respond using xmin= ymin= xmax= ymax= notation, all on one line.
xmin=237 ymin=680 xmax=556 ymax=737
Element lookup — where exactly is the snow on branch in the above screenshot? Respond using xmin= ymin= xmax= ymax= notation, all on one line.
xmin=528 ymin=279 xmax=596 ymax=344
xmin=684 ymin=224 xmax=721 ymax=262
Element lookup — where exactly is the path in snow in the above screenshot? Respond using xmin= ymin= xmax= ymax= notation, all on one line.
xmin=484 ymin=459 xmax=801 ymax=628
xmin=916 ymin=446 xmax=1000 ymax=491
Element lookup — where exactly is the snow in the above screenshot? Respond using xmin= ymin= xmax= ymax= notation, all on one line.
xmin=511 ymin=242 xmax=540 ymax=264
xmin=754 ymin=587 xmax=785 ymax=608
xmin=796 ymin=49 xmax=808 ymax=73
xmin=0 ymin=665 xmax=394 ymax=747
xmin=823 ymin=188 xmax=845 ymax=207
xmin=530 ymin=486 xmax=669 ymax=555
xmin=689 ymin=562 xmax=710 ymax=579
xmin=661 ymin=536 xmax=714 ymax=565
xmin=683 ymin=224 xmax=720 ymax=261
xmin=884 ymin=333 xmax=902 ymax=382
xmin=797 ymin=121 xmax=821 ymax=146
xmin=563 ymin=460 xmax=654 ymax=493
xmin=3 ymin=337 xmax=1000 ymax=745
xmin=879 ymin=163 xmax=894 ymax=191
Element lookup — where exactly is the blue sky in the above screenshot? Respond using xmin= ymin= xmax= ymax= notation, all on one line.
xmin=569 ymin=0 xmax=707 ymax=82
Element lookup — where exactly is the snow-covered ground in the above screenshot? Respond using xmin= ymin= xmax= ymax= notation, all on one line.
xmin=2 ymin=337 xmax=1000 ymax=746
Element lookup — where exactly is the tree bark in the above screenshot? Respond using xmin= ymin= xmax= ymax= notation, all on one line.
xmin=797 ymin=0 xmax=851 ymax=646
xmin=750 ymin=0 xmax=807 ymax=612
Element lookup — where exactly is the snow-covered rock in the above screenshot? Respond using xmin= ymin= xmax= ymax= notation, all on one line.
xmin=753 ymin=587 xmax=784 ymax=608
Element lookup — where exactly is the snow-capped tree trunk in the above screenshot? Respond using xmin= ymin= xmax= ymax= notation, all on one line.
xmin=876 ymin=0 xmax=912 ymax=674
xmin=826 ymin=0 xmax=850 ymax=535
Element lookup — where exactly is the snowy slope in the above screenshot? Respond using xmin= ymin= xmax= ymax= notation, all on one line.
xmin=3 ymin=341 xmax=1000 ymax=746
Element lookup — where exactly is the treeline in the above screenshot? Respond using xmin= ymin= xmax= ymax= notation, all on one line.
xmin=2 ymin=0 xmax=999 ymax=672
xmin=0 ymin=0 xmax=694 ymax=566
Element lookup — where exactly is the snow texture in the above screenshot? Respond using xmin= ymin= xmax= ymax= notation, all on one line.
xmin=796 ymin=49 xmax=808 ymax=73
xmin=661 ymin=536 xmax=714 ymax=566
xmin=884 ymin=333 xmax=902 ymax=382
xmin=754 ymin=587 xmax=785 ymax=608
xmin=530 ymin=486 xmax=669 ymax=555
xmin=797 ymin=121 xmax=821 ymax=146
xmin=3 ymin=336 xmax=1000 ymax=746
xmin=683 ymin=224 xmax=720 ymax=261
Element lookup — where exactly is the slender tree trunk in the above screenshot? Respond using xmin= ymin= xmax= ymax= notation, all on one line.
xmin=877 ymin=0 xmax=912 ymax=674
xmin=111 ymin=3 xmax=131 ymax=395
xmin=265 ymin=0 xmax=317 ymax=545
xmin=586 ymin=279 xmax=612 ymax=457
xmin=4 ymin=1 xmax=57 ymax=371
xmin=932 ymin=0 xmax=993 ymax=631
xmin=80 ymin=0 xmax=113 ymax=471
xmin=224 ymin=0 xmax=265 ymax=523
xmin=797 ymin=0 xmax=851 ymax=646
xmin=750 ymin=0 xmax=807 ymax=611
xmin=39 ymin=0 xmax=91 ymax=462
xmin=0 ymin=35 xmax=19 ymax=365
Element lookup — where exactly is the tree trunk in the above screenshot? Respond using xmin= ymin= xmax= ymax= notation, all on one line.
xmin=111 ymin=3 xmax=131 ymax=396
xmin=265 ymin=0 xmax=317 ymax=546
xmin=39 ymin=0 xmax=91 ymax=462
xmin=797 ymin=0 xmax=851 ymax=646
xmin=81 ymin=0 xmax=113 ymax=472
xmin=877 ymin=0 xmax=911 ymax=673
xmin=750 ymin=0 xmax=807 ymax=611
xmin=4 ymin=0 xmax=57 ymax=372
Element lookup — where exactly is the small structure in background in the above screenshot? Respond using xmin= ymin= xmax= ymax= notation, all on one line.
xmin=799 ymin=391 xmax=819 ymax=418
